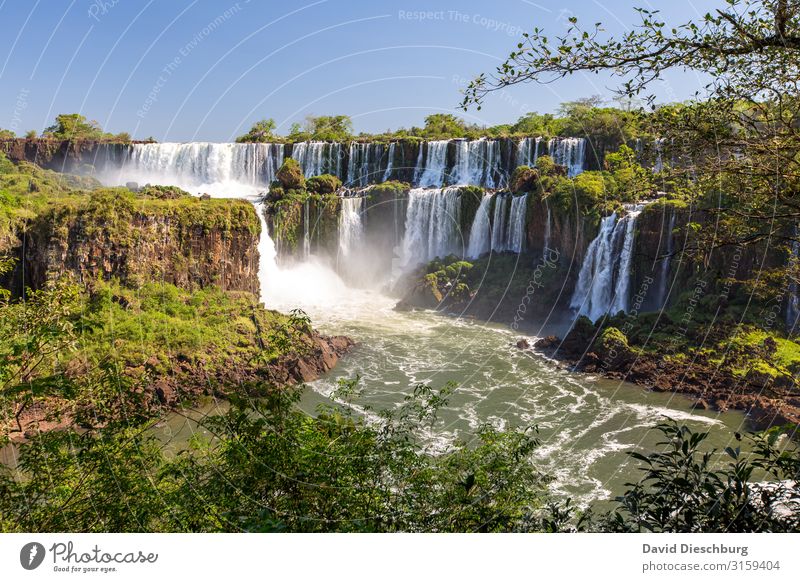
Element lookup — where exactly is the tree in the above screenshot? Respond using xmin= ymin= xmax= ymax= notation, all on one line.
xmin=422 ymin=113 xmax=468 ymax=139
xmin=24 ymin=130 xmax=37 ymax=139
xmin=603 ymin=145 xmax=653 ymax=201
xmin=462 ymin=1 xmax=800 ymax=109
xmin=304 ymin=115 xmax=352 ymax=141
xmin=236 ymin=118 xmax=277 ymax=143
xmin=0 ymin=280 xmax=80 ymax=436
xmin=511 ymin=112 xmax=559 ymax=136
xmin=0 ymin=129 xmax=15 ymax=140
xmin=43 ymin=114 xmax=104 ymax=140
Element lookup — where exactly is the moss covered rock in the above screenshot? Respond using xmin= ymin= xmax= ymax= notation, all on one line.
xmin=276 ymin=158 xmax=305 ymax=190
xmin=307 ymin=173 xmax=341 ymax=194
xmin=510 ymin=165 xmax=538 ymax=193
xmin=592 ymin=326 xmax=636 ymax=367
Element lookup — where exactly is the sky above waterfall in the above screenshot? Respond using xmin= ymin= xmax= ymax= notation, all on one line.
xmin=0 ymin=0 xmax=722 ymax=141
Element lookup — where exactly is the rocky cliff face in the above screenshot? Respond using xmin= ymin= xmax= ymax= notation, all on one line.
xmin=631 ymin=200 xmax=787 ymax=314
xmin=5 ymin=192 xmax=261 ymax=297
xmin=0 ymin=139 xmax=129 ymax=173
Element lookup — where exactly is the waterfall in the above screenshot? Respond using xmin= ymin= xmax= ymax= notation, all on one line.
xmin=483 ymin=139 xmax=503 ymax=188
xmin=516 ymin=138 xmax=529 ymax=167
xmin=254 ymin=201 xmax=279 ymax=305
xmin=101 ymin=143 xmax=293 ymax=308
xmin=570 ymin=205 xmax=642 ymax=320
xmin=451 ymin=140 xmax=470 ymax=185
xmin=608 ymin=208 xmax=641 ymax=314
xmin=106 ymin=142 xmax=284 ymax=193
xmin=401 ymin=187 xmax=462 ymax=266
xmin=412 ymin=142 xmax=425 ymax=185
xmin=570 ymin=214 xmax=619 ymax=321
xmin=291 ymin=142 xmax=308 ymax=175
xmin=548 ymin=137 xmax=586 ymax=177
xmin=466 ymin=194 xmax=492 ymax=259
xmin=506 ymin=194 xmax=528 ymax=253
xmin=346 ymin=143 xmax=359 ymax=187
xmin=452 ymin=139 xmax=492 ymax=186
xmin=543 ymin=204 xmax=552 ymax=257
xmin=653 ymin=138 xmax=666 ymax=172
xmin=338 ymin=196 xmax=365 ymax=258
xmin=302 ymin=200 xmax=311 ymax=258
xmin=383 ymin=142 xmax=396 ymax=181
xmin=516 ymin=137 xmax=542 ymax=168
xmin=491 ymin=194 xmax=509 ymax=252
xmin=655 ymin=209 xmax=676 ymax=308
xmin=346 ymin=142 xmax=385 ymax=187
xmin=416 ymin=140 xmax=449 ymax=187
xmin=466 ymin=193 xmax=527 ymax=257
xmin=291 ymin=141 xmax=342 ymax=178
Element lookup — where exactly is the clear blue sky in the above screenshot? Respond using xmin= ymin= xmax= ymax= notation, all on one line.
xmin=0 ymin=0 xmax=721 ymax=141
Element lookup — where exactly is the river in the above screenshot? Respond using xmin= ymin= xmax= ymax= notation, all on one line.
xmin=258 ymin=254 xmax=751 ymax=505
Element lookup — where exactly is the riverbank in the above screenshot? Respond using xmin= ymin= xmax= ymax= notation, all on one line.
xmin=531 ymin=320 xmax=800 ymax=432
xmin=1 ymin=281 xmax=354 ymax=443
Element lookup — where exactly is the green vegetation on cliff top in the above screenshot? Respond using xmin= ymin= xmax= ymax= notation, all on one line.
xmin=0 ymin=152 xmax=260 ymax=257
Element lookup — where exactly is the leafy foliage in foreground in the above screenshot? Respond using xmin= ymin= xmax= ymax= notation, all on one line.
xmin=0 ymin=382 xmax=547 ymax=532
xmin=598 ymin=422 xmax=800 ymax=533
xmin=0 ymin=279 xmax=315 ymax=439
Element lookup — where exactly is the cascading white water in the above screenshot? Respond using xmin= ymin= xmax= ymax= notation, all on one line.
xmin=608 ymin=207 xmax=642 ymax=314
xmin=253 ymin=202 xmax=279 ymax=305
xmin=506 ymin=194 xmax=528 ymax=253
xmin=401 ymin=187 xmax=462 ymax=266
xmin=338 ymin=196 xmax=365 ymax=258
xmin=655 ymin=209 xmax=676 ymax=309
xmin=466 ymin=194 xmax=492 ymax=259
xmin=543 ymin=204 xmax=552 ymax=257
xmin=303 ymin=200 xmax=311 ymax=258
xmin=491 ymin=194 xmax=509 ymax=252
xmin=291 ymin=142 xmax=308 ymax=175
xmin=483 ymin=139 xmax=502 ymax=188
xmin=383 ymin=142 xmax=396 ymax=181
xmin=570 ymin=205 xmax=642 ymax=320
xmin=570 ymin=213 xmax=619 ymax=321
xmin=516 ymin=137 xmax=542 ymax=168
xmin=104 ymin=142 xmax=293 ymax=307
xmin=548 ymin=137 xmax=586 ymax=177
xmin=291 ymin=141 xmax=343 ymax=178
xmin=346 ymin=142 xmax=384 ymax=187
xmin=450 ymin=138 xmax=502 ymax=186
xmin=108 ymin=142 xmax=285 ymax=192
xmin=653 ymin=138 xmax=666 ymax=172
xmin=451 ymin=140 xmax=470 ymax=185
xmin=416 ymin=140 xmax=449 ymax=187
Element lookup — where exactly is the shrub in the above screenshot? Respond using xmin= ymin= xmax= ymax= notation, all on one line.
xmin=534 ymin=155 xmax=556 ymax=176
xmin=306 ymin=174 xmax=341 ymax=194
xmin=276 ymin=158 xmax=305 ymax=190
xmin=236 ymin=119 xmax=277 ymax=143
xmin=510 ymin=165 xmax=538 ymax=192
xmin=571 ymin=171 xmax=607 ymax=206
xmin=599 ymin=422 xmax=800 ymax=533
xmin=139 ymin=185 xmax=191 ymax=199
